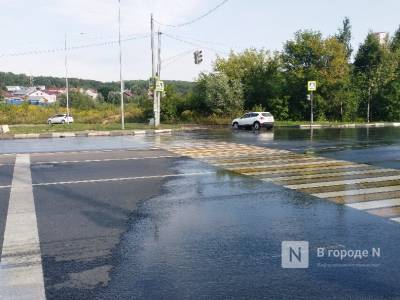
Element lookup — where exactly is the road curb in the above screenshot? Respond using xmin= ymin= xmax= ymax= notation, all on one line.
xmin=0 ymin=128 xmax=179 ymax=140
xmin=297 ymin=122 xmax=400 ymax=129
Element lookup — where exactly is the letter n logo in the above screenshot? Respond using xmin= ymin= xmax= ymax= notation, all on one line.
xmin=282 ymin=241 xmax=309 ymax=268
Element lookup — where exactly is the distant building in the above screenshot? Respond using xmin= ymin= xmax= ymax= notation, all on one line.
xmin=85 ymin=89 xmax=99 ymax=100
xmin=27 ymin=90 xmax=56 ymax=103
xmin=5 ymin=86 xmax=56 ymax=105
xmin=46 ymin=88 xmax=65 ymax=96
xmin=373 ymin=32 xmax=389 ymax=45
xmin=124 ymin=90 xmax=133 ymax=97
xmin=6 ymin=86 xmax=22 ymax=92
xmin=5 ymin=98 xmax=24 ymax=105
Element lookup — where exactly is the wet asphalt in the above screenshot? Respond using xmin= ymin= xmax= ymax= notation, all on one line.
xmin=1 ymin=127 xmax=400 ymax=299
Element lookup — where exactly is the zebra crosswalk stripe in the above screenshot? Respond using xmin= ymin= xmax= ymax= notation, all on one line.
xmin=164 ymin=141 xmax=400 ymax=222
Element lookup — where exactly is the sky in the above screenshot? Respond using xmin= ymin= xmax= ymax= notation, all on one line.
xmin=1 ymin=0 xmax=400 ymax=83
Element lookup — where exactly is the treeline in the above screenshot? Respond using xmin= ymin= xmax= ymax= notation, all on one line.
xmin=0 ymin=72 xmax=193 ymax=103
xmin=167 ymin=18 xmax=400 ymax=122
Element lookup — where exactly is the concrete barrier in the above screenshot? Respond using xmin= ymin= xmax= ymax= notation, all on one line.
xmin=88 ymin=131 xmax=111 ymax=137
xmin=14 ymin=133 xmax=40 ymax=139
xmin=0 ymin=125 xmax=10 ymax=134
xmin=52 ymin=132 xmax=76 ymax=138
xmin=133 ymin=130 xmax=146 ymax=135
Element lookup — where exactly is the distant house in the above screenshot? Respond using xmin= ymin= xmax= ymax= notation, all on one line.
xmin=46 ymin=88 xmax=65 ymax=96
xmin=28 ymin=96 xmax=52 ymax=106
xmin=124 ymin=90 xmax=133 ymax=97
xmin=84 ymin=89 xmax=99 ymax=100
xmin=6 ymin=86 xmax=22 ymax=92
xmin=13 ymin=87 xmax=37 ymax=97
xmin=373 ymin=32 xmax=389 ymax=45
xmin=4 ymin=86 xmax=55 ymax=105
xmin=27 ymin=90 xmax=56 ymax=104
xmin=5 ymin=98 xmax=24 ymax=105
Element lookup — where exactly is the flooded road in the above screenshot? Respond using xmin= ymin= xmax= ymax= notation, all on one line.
xmin=1 ymin=127 xmax=400 ymax=299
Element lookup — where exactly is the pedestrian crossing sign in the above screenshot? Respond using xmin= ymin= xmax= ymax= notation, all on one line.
xmin=155 ymin=80 xmax=164 ymax=92
xmin=308 ymin=81 xmax=317 ymax=91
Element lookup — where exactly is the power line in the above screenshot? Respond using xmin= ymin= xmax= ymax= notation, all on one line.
xmin=0 ymin=34 xmax=150 ymax=59
xmin=154 ymin=0 xmax=230 ymax=28
xmin=162 ymin=49 xmax=197 ymax=69
xmin=163 ymin=32 xmax=239 ymax=48
xmin=163 ymin=33 xmax=231 ymax=56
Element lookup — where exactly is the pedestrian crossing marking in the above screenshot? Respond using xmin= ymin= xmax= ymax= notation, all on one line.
xmin=165 ymin=141 xmax=400 ymax=224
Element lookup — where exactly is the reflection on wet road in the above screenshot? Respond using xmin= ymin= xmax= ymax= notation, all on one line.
xmin=2 ymin=127 xmax=400 ymax=299
xmin=164 ymin=139 xmax=400 ymax=223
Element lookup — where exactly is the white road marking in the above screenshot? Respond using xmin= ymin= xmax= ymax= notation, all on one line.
xmin=312 ymin=185 xmax=400 ymax=198
xmin=211 ymin=156 xmax=323 ymax=167
xmin=0 ymin=154 xmax=46 ymax=300
xmin=32 ymin=172 xmax=216 ymax=187
xmin=226 ymin=159 xmax=344 ymax=171
xmin=1 ymin=147 xmax=162 ymax=157
xmin=266 ymin=168 xmax=394 ymax=182
xmin=251 ymin=164 xmax=365 ymax=176
xmin=32 ymin=155 xmax=180 ymax=165
xmin=391 ymin=217 xmax=400 ymax=223
xmin=346 ymin=198 xmax=400 ymax=210
xmin=286 ymin=175 xmax=400 ymax=189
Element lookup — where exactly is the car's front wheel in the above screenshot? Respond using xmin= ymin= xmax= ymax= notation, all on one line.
xmin=253 ymin=122 xmax=260 ymax=130
xmin=232 ymin=122 xmax=239 ymax=130
xmin=48 ymin=120 xmax=52 ymax=125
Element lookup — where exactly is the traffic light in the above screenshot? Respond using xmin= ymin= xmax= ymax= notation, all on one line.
xmin=194 ymin=50 xmax=203 ymax=64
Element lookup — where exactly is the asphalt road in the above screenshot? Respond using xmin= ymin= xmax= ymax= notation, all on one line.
xmin=1 ymin=128 xmax=400 ymax=299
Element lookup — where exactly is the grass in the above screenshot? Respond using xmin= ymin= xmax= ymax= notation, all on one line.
xmin=8 ymin=123 xmax=183 ymax=134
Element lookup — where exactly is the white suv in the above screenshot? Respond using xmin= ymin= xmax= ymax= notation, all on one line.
xmin=232 ymin=112 xmax=274 ymax=130
xmin=48 ymin=114 xmax=74 ymax=125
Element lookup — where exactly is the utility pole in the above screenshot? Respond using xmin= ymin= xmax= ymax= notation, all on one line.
xmin=118 ymin=0 xmax=125 ymax=130
xmin=151 ymin=14 xmax=158 ymax=127
xmin=151 ymin=14 xmax=155 ymax=79
xmin=154 ymin=31 xmax=162 ymax=127
xmin=64 ymin=33 xmax=70 ymax=125
xmin=157 ymin=31 xmax=162 ymax=77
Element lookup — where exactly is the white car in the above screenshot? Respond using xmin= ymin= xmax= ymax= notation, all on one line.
xmin=48 ymin=114 xmax=74 ymax=125
xmin=232 ymin=112 xmax=274 ymax=130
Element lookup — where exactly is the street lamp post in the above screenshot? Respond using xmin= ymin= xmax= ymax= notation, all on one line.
xmin=64 ymin=33 xmax=70 ymax=125
xmin=118 ymin=0 xmax=125 ymax=130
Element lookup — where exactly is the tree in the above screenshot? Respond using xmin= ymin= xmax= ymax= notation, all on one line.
xmin=336 ymin=17 xmax=353 ymax=60
xmin=192 ymin=72 xmax=244 ymax=115
xmin=214 ymin=49 xmax=285 ymax=115
xmin=391 ymin=26 xmax=400 ymax=52
xmin=353 ymin=33 xmax=397 ymax=121
xmin=59 ymin=91 xmax=96 ymax=109
xmin=282 ymin=30 xmax=351 ymax=120
xmin=160 ymin=85 xmax=187 ymax=122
